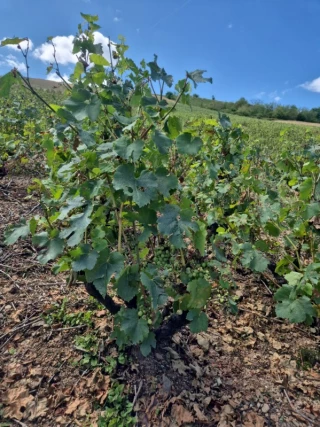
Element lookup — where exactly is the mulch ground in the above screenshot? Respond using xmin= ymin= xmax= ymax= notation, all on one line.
xmin=1 ymin=175 xmax=320 ymax=427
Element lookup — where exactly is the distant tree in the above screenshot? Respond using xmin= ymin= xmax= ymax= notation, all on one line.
xmin=235 ymin=97 xmax=249 ymax=109
xmin=165 ymin=91 xmax=176 ymax=100
xmin=211 ymin=95 xmax=215 ymax=100
xmin=311 ymin=107 xmax=320 ymax=121
xmin=193 ymin=93 xmax=200 ymax=98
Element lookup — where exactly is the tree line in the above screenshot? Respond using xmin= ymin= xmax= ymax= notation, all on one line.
xmin=165 ymin=92 xmax=320 ymax=123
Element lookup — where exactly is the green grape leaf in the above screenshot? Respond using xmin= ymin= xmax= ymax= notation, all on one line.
xmin=126 ymin=140 xmax=144 ymax=162
xmin=249 ymin=251 xmax=269 ymax=273
xmin=276 ymin=296 xmax=316 ymax=323
xmin=186 ymin=310 xmax=208 ymax=333
xmin=187 ymin=279 xmax=211 ymax=309
xmin=166 ymin=115 xmax=182 ymax=139
xmin=80 ymin=12 xmax=99 ymax=22
xmin=141 ymin=96 xmax=157 ymax=106
xmin=153 ymin=130 xmax=172 ymax=155
xmin=58 ymin=196 xmax=86 ymax=220
xmin=315 ymin=181 xmax=320 ymax=201
xmin=116 ymin=265 xmax=140 ymax=302
xmin=71 ymin=245 xmax=99 ymax=272
xmin=1 ymin=37 xmax=28 ymax=47
xmin=114 ymin=137 xmax=144 ymax=162
xmin=186 ymin=70 xmax=212 ymax=88
xmin=141 ymin=272 xmax=168 ymax=308
xmin=64 ymin=89 xmax=101 ymax=121
xmin=32 ymin=232 xmax=49 ymax=247
xmin=38 ymin=238 xmax=64 ymax=264
xmin=120 ymin=309 xmax=149 ymax=344
xmin=79 ymin=129 xmax=96 ymax=147
xmin=176 ymin=133 xmax=202 ymax=155
xmin=56 ymin=107 xmax=77 ymax=123
xmin=73 ymin=62 xmax=84 ymax=80
xmin=113 ymin=164 xmax=158 ymax=207
xmin=274 ymin=285 xmax=294 ymax=302
xmin=302 ymin=203 xmax=320 ymax=220
xmin=60 ymin=204 xmax=93 ymax=247
xmin=4 ymin=220 xmax=30 ymax=245
xmin=157 ymin=204 xmax=198 ymax=248
xmin=90 ymin=53 xmax=110 ymax=66
xmin=264 ymin=222 xmax=280 ymax=237
xmin=113 ymin=113 xmax=139 ymax=126
xmin=299 ymin=178 xmax=313 ymax=201
xmin=241 ymin=244 xmax=268 ymax=273
xmin=219 ymin=114 xmax=231 ymax=129
xmin=284 ymin=272 xmax=303 ymax=286
xmin=155 ymin=167 xmax=178 ymax=197
xmin=194 ymin=221 xmax=207 ymax=256
xmin=140 ymin=332 xmax=156 ymax=356
xmin=147 ymin=54 xmax=173 ymax=87
xmin=85 ymin=250 xmax=124 ymax=298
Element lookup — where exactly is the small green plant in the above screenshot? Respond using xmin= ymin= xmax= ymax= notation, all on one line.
xmin=74 ymin=333 xmax=100 ymax=368
xmin=44 ymin=298 xmax=94 ymax=327
xmin=98 ymin=383 xmax=136 ymax=427
xmin=297 ymin=346 xmax=320 ymax=370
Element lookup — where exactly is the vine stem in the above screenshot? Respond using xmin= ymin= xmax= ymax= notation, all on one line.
xmin=15 ymin=70 xmax=79 ymax=135
xmin=149 ymin=78 xmax=159 ymax=102
xmin=180 ymin=248 xmax=186 ymax=267
xmin=118 ymin=203 xmax=123 ymax=253
xmin=132 ymin=217 xmax=140 ymax=268
xmin=140 ymin=76 xmax=189 ymax=140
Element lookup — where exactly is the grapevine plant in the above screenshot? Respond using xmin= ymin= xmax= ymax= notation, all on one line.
xmin=3 ymin=13 xmax=216 ymax=355
xmin=3 ymin=13 xmax=320 ymax=354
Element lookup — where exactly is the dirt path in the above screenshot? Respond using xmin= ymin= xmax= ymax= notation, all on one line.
xmin=275 ymin=119 xmax=320 ymax=128
xmin=1 ymin=175 xmax=320 ymax=426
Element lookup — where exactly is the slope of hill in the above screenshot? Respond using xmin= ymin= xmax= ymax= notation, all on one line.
xmin=0 ymin=72 xmax=65 ymax=98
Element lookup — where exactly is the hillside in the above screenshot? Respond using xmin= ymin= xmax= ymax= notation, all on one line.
xmin=0 ymin=72 xmax=64 ymax=98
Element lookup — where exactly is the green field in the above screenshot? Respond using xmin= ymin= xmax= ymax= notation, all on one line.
xmin=175 ymin=101 xmax=320 ymax=154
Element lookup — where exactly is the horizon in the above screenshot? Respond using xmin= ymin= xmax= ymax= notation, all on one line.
xmin=1 ymin=0 xmax=320 ymax=109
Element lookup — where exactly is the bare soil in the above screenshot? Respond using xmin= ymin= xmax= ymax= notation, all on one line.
xmin=275 ymin=120 xmax=320 ymax=128
xmin=1 ymin=175 xmax=320 ymax=426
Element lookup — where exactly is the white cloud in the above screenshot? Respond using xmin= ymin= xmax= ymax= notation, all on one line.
xmin=0 ymin=53 xmax=26 ymax=72
xmin=281 ymin=88 xmax=292 ymax=95
xmin=46 ymin=71 xmax=70 ymax=83
xmin=228 ymin=23 xmax=233 ymax=29
xmin=33 ymin=32 xmax=114 ymax=66
xmin=300 ymin=77 xmax=320 ymax=93
xmin=1 ymin=38 xmax=34 ymax=51
xmin=255 ymin=91 xmax=266 ymax=98
xmin=268 ymin=90 xmax=281 ymax=102
xmin=33 ymin=35 xmax=76 ymax=65
xmin=113 ymin=17 xmax=121 ymax=22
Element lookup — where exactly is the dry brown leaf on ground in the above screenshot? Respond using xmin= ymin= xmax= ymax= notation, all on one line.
xmin=2 ymin=386 xmax=34 ymax=420
xmin=217 ymin=404 xmax=235 ymax=425
xmin=171 ymin=404 xmax=194 ymax=426
xmin=86 ymin=368 xmax=111 ymax=404
xmin=172 ymin=359 xmax=188 ymax=375
xmin=65 ymin=397 xmax=82 ymax=415
xmin=25 ymin=397 xmax=48 ymax=421
xmin=193 ymin=403 xmax=208 ymax=421
xmin=243 ymin=411 xmax=265 ymax=426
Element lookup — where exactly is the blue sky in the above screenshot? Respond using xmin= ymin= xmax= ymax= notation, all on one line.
xmin=1 ymin=0 xmax=320 ymax=108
